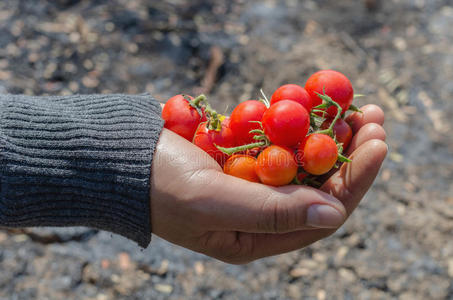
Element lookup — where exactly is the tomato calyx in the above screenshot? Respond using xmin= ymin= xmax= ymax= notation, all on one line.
xmin=309 ymin=92 xmax=353 ymax=165
xmin=185 ymin=94 xmax=227 ymax=131
xmin=186 ymin=94 xmax=208 ymax=120
xmin=203 ymin=102 xmax=225 ymax=131
xmin=187 ymin=94 xmax=206 ymax=108
xmin=217 ymin=121 xmax=271 ymax=156
xmin=312 ymin=92 xmax=343 ymax=136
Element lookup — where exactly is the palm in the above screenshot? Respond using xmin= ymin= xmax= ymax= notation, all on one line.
xmin=151 ymin=104 xmax=386 ymax=263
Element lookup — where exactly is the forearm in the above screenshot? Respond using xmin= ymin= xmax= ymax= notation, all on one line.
xmin=0 ymin=93 xmax=164 ymax=247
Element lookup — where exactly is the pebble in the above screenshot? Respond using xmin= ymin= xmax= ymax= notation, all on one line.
xmin=317 ymin=290 xmax=326 ymax=300
xmin=82 ymin=75 xmax=99 ymax=88
xmin=289 ymin=268 xmax=311 ymax=278
xmin=338 ymin=268 xmax=357 ymax=283
xmin=334 ymin=246 xmax=349 ymax=264
xmin=298 ymin=259 xmax=318 ymax=269
xmin=156 ymin=259 xmax=169 ymax=276
xmin=194 ymin=261 xmax=204 ymax=275
xmin=118 ymin=252 xmax=132 ymax=271
xmin=154 ymin=284 xmax=173 ymax=294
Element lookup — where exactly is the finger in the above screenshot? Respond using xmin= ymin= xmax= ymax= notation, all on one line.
xmin=201 ymin=137 xmax=386 ymax=234
xmin=323 ymin=139 xmax=388 ymax=214
xmin=197 ymin=172 xmax=347 ymax=233
xmin=234 ymin=139 xmax=388 ymax=262
xmin=346 ymin=104 xmax=385 ymax=133
xmin=346 ymin=123 xmax=386 ymax=155
xmin=320 ymin=123 xmax=386 ymax=182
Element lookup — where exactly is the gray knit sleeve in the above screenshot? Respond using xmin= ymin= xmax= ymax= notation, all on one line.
xmin=0 ymin=94 xmax=164 ymax=247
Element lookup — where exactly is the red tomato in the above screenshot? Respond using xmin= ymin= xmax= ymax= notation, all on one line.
xmin=193 ymin=121 xmax=236 ymax=166
xmin=321 ymin=118 xmax=353 ymax=150
xmin=299 ymin=134 xmax=338 ymax=175
xmin=261 ymin=100 xmax=310 ymax=147
xmin=270 ymin=84 xmax=313 ymax=112
xmin=255 ymin=145 xmax=298 ymax=186
xmin=305 ymin=70 xmax=354 ymax=117
xmin=224 ymin=155 xmax=260 ymax=183
xmin=230 ymin=100 xmax=267 ymax=144
xmin=162 ymin=95 xmax=207 ymax=141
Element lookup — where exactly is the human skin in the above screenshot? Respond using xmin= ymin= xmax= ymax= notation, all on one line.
xmin=150 ymin=104 xmax=387 ymax=264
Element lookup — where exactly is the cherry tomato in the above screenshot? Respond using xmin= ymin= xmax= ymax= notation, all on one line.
xmin=224 ymin=155 xmax=260 ymax=183
xmin=321 ymin=118 xmax=353 ymax=150
xmin=162 ymin=95 xmax=207 ymax=141
xmin=193 ymin=120 xmax=236 ymax=166
xmin=270 ymin=84 xmax=312 ymax=112
xmin=230 ymin=100 xmax=267 ymax=144
xmin=261 ymin=100 xmax=310 ymax=147
xmin=255 ymin=145 xmax=298 ymax=186
xmin=299 ymin=134 xmax=338 ymax=175
xmin=305 ymin=70 xmax=354 ymax=117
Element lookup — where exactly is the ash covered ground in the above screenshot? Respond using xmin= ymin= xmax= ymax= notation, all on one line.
xmin=1 ymin=0 xmax=453 ymax=299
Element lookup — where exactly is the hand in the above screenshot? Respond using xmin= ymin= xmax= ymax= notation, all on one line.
xmin=150 ymin=104 xmax=387 ymax=264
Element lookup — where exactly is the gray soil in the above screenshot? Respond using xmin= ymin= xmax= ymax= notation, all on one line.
xmin=1 ymin=0 xmax=453 ymax=299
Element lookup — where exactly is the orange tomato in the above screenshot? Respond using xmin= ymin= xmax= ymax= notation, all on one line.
xmin=255 ymin=145 xmax=298 ymax=186
xmin=224 ymin=155 xmax=260 ymax=183
xmin=300 ymin=134 xmax=338 ymax=175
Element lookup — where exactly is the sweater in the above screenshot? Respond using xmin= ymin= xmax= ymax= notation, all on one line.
xmin=0 ymin=94 xmax=164 ymax=247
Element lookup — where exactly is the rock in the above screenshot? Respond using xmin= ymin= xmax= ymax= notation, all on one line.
xmin=338 ymin=268 xmax=357 ymax=283
xmin=154 ymin=284 xmax=173 ymax=294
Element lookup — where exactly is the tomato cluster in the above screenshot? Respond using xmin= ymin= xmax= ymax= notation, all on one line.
xmin=162 ymin=70 xmax=359 ymax=187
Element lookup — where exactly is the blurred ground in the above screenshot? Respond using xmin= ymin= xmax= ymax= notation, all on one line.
xmin=1 ymin=0 xmax=453 ymax=299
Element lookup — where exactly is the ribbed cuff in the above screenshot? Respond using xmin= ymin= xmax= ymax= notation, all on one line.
xmin=0 ymin=94 xmax=164 ymax=247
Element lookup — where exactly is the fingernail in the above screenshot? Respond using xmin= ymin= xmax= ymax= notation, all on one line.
xmin=306 ymin=204 xmax=345 ymax=228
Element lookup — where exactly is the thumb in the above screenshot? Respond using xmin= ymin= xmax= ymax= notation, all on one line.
xmin=198 ymin=170 xmax=347 ymax=233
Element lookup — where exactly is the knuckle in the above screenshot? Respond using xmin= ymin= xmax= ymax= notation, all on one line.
xmin=199 ymin=231 xmax=257 ymax=265
xmin=202 ymin=232 xmax=246 ymax=264
xmin=218 ymin=234 xmax=256 ymax=265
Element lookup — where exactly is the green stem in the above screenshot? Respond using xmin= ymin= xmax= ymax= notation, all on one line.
xmin=348 ymin=104 xmax=363 ymax=113
xmin=316 ymin=128 xmax=333 ymax=136
xmin=338 ymin=153 xmax=352 ymax=163
xmin=253 ymin=135 xmax=267 ymax=140
xmin=217 ymin=141 xmax=266 ymax=156
xmin=314 ymin=93 xmax=343 ymax=138
xmin=190 ymin=94 xmax=207 ymax=107
xmin=188 ymin=94 xmax=208 ymax=121
xmin=249 ymin=129 xmax=265 ymax=135
xmin=312 ymin=109 xmax=327 ymax=114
